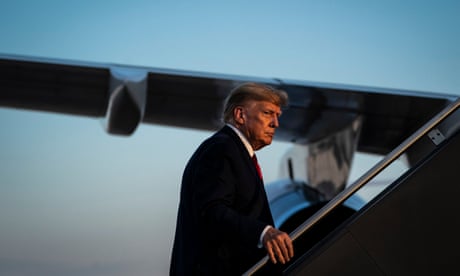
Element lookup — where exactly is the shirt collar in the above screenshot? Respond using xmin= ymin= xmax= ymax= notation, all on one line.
xmin=226 ymin=124 xmax=254 ymax=157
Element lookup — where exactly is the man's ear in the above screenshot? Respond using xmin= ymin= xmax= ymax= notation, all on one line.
xmin=234 ymin=106 xmax=245 ymax=124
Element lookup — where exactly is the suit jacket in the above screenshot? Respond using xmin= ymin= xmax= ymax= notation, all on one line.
xmin=170 ymin=126 xmax=274 ymax=275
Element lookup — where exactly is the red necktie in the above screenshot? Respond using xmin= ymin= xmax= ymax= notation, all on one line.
xmin=252 ymin=154 xmax=263 ymax=181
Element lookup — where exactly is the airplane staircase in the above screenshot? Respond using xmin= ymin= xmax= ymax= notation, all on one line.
xmin=245 ymin=98 xmax=460 ymax=275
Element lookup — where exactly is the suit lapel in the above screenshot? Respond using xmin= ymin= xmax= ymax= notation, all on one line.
xmin=221 ymin=126 xmax=263 ymax=185
xmin=220 ymin=125 xmax=275 ymax=225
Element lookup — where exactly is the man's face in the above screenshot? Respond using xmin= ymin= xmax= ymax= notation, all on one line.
xmin=237 ymin=100 xmax=282 ymax=151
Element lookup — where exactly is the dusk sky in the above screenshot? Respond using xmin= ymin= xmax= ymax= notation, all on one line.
xmin=0 ymin=1 xmax=459 ymax=275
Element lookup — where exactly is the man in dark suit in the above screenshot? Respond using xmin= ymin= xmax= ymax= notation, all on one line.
xmin=170 ymin=83 xmax=294 ymax=275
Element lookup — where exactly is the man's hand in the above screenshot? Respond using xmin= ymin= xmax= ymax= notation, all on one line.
xmin=262 ymin=227 xmax=294 ymax=264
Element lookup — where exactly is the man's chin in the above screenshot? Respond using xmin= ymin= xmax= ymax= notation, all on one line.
xmin=254 ymin=139 xmax=273 ymax=150
xmin=263 ymin=139 xmax=273 ymax=147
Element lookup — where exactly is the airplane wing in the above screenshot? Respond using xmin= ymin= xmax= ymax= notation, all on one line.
xmin=1 ymin=54 xmax=456 ymax=155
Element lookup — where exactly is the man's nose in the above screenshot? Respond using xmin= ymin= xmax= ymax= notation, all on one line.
xmin=271 ymin=115 xmax=279 ymax=128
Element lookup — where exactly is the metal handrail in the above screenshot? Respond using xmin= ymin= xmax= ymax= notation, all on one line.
xmin=243 ymin=97 xmax=460 ymax=276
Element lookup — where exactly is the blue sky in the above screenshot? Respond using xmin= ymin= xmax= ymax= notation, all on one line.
xmin=0 ymin=1 xmax=459 ymax=275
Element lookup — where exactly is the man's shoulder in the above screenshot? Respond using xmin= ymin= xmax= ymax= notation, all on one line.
xmin=192 ymin=127 xmax=241 ymax=156
xmin=203 ymin=127 xmax=238 ymax=149
xmin=213 ymin=126 xmax=236 ymax=139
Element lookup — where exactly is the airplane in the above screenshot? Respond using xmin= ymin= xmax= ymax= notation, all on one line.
xmin=2 ymin=53 xmax=460 ymax=275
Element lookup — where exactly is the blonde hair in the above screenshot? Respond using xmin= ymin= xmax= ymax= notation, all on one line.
xmin=222 ymin=82 xmax=288 ymax=123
